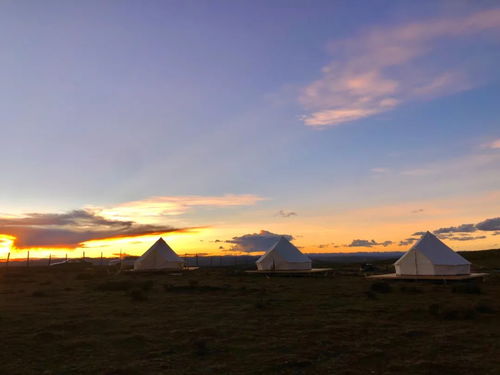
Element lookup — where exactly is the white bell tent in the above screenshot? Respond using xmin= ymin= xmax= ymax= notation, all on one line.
xmin=394 ymin=231 xmax=471 ymax=276
xmin=134 ymin=238 xmax=184 ymax=271
xmin=256 ymin=237 xmax=312 ymax=271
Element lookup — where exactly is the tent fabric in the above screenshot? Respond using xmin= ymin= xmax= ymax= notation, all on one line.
xmin=134 ymin=238 xmax=184 ymax=271
xmin=256 ymin=237 xmax=312 ymax=271
xmin=394 ymin=231 xmax=470 ymax=276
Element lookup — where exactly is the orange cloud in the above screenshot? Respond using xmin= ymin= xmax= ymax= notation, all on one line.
xmin=0 ymin=194 xmax=263 ymax=253
xmin=0 ymin=209 xmax=203 ymax=250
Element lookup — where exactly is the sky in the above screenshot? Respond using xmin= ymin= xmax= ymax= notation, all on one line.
xmin=0 ymin=0 xmax=499 ymax=259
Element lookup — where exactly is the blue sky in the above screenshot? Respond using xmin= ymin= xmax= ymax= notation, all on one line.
xmin=0 ymin=1 xmax=499 ymax=256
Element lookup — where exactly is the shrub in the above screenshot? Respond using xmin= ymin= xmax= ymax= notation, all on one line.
xmin=364 ymin=291 xmax=378 ymax=300
xmin=75 ymin=272 xmax=96 ymax=280
xmin=254 ymin=297 xmax=266 ymax=309
xmin=475 ymin=301 xmax=495 ymax=314
xmin=129 ymin=288 xmax=148 ymax=302
xmin=370 ymin=281 xmax=392 ymax=293
xmin=163 ymin=283 xmax=173 ymax=292
xmin=429 ymin=303 xmax=477 ymax=320
xmin=32 ymin=290 xmax=47 ymax=297
xmin=441 ymin=307 xmax=476 ymax=320
xmin=139 ymin=280 xmax=155 ymax=292
xmin=188 ymin=279 xmax=199 ymax=288
xmin=399 ymin=285 xmax=422 ymax=294
xmin=96 ymin=280 xmax=134 ymax=292
xmin=452 ymin=283 xmax=481 ymax=294
xmin=428 ymin=303 xmax=441 ymax=317
xmin=192 ymin=338 xmax=209 ymax=356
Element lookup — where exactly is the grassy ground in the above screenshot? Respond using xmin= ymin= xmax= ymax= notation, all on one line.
xmin=0 ymin=251 xmax=499 ymax=375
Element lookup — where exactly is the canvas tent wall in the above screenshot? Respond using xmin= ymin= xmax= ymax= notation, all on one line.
xmin=394 ymin=231 xmax=470 ymax=276
xmin=256 ymin=237 xmax=312 ymax=271
xmin=134 ymin=238 xmax=184 ymax=271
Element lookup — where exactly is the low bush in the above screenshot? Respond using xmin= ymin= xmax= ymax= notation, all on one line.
xmin=370 ymin=281 xmax=392 ymax=293
xmin=96 ymin=280 xmax=134 ymax=292
xmin=254 ymin=296 xmax=266 ymax=309
xmin=429 ymin=303 xmax=477 ymax=320
xmin=441 ymin=307 xmax=476 ymax=320
xmin=163 ymin=283 xmax=225 ymax=293
xmin=399 ymin=285 xmax=422 ymax=294
xmin=139 ymin=279 xmax=155 ymax=292
xmin=129 ymin=288 xmax=148 ymax=302
xmin=32 ymin=290 xmax=47 ymax=297
xmin=75 ymin=272 xmax=97 ymax=280
xmin=452 ymin=283 xmax=481 ymax=294
xmin=192 ymin=338 xmax=209 ymax=356
xmin=364 ymin=291 xmax=378 ymax=300
xmin=475 ymin=301 xmax=495 ymax=314
xmin=428 ymin=303 xmax=441 ymax=317
xmin=188 ymin=279 xmax=199 ymax=288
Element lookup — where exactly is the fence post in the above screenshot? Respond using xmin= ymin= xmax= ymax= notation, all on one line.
xmin=27 ymin=251 xmax=30 ymax=268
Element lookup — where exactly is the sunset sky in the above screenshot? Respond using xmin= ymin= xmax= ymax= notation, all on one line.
xmin=0 ymin=1 xmax=499 ymax=259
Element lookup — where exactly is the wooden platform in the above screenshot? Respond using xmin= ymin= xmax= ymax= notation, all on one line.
xmin=245 ymin=268 xmax=332 ymax=275
xmin=366 ymin=273 xmax=488 ymax=280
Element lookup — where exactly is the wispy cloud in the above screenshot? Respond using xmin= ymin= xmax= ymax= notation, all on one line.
xmin=411 ymin=216 xmax=500 ymax=242
xmin=95 ymin=194 xmax=264 ymax=222
xmin=443 ymin=235 xmax=487 ymax=241
xmin=370 ymin=167 xmax=389 ymax=174
xmin=347 ymin=239 xmax=393 ymax=248
xmin=399 ymin=237 xmax=419 ymax=246
xmin=276 ymin=210 xmax=298 ymax=218
xmin=476 ymin=217 xmax=500 ymax=231
xmin=484 ymin=138 xmax=500 ymax=149
xmin=400 ymin=168 xmax=435 ymax=176
xmin=400 ymin=151 xmax=500 ymax=177
xmin=434 ymin=223 xmax=477 ymax=234
xmin=300 ymin=8 xmax=500 ymax=127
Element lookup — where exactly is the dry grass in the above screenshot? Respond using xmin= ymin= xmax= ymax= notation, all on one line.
xmin=0 ymin=253 xmax=498 ymax=374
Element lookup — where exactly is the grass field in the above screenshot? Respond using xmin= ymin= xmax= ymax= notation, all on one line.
xmin=0 ymin=251 xmax=499 ymax=375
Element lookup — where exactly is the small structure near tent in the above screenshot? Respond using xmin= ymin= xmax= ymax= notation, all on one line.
xmin=134 ymin=238 xmax=184 ymax=271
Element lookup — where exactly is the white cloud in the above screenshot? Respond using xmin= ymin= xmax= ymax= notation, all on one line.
xmin=400 ymin=152 xmax=500 ymax=177
xmin=300 ymin=9 xmax=500 ymax=127
xmin=401 ymin=168 xmax=435 ymax=176
xmin=370 ymin=167 xmax=390 ymax=173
